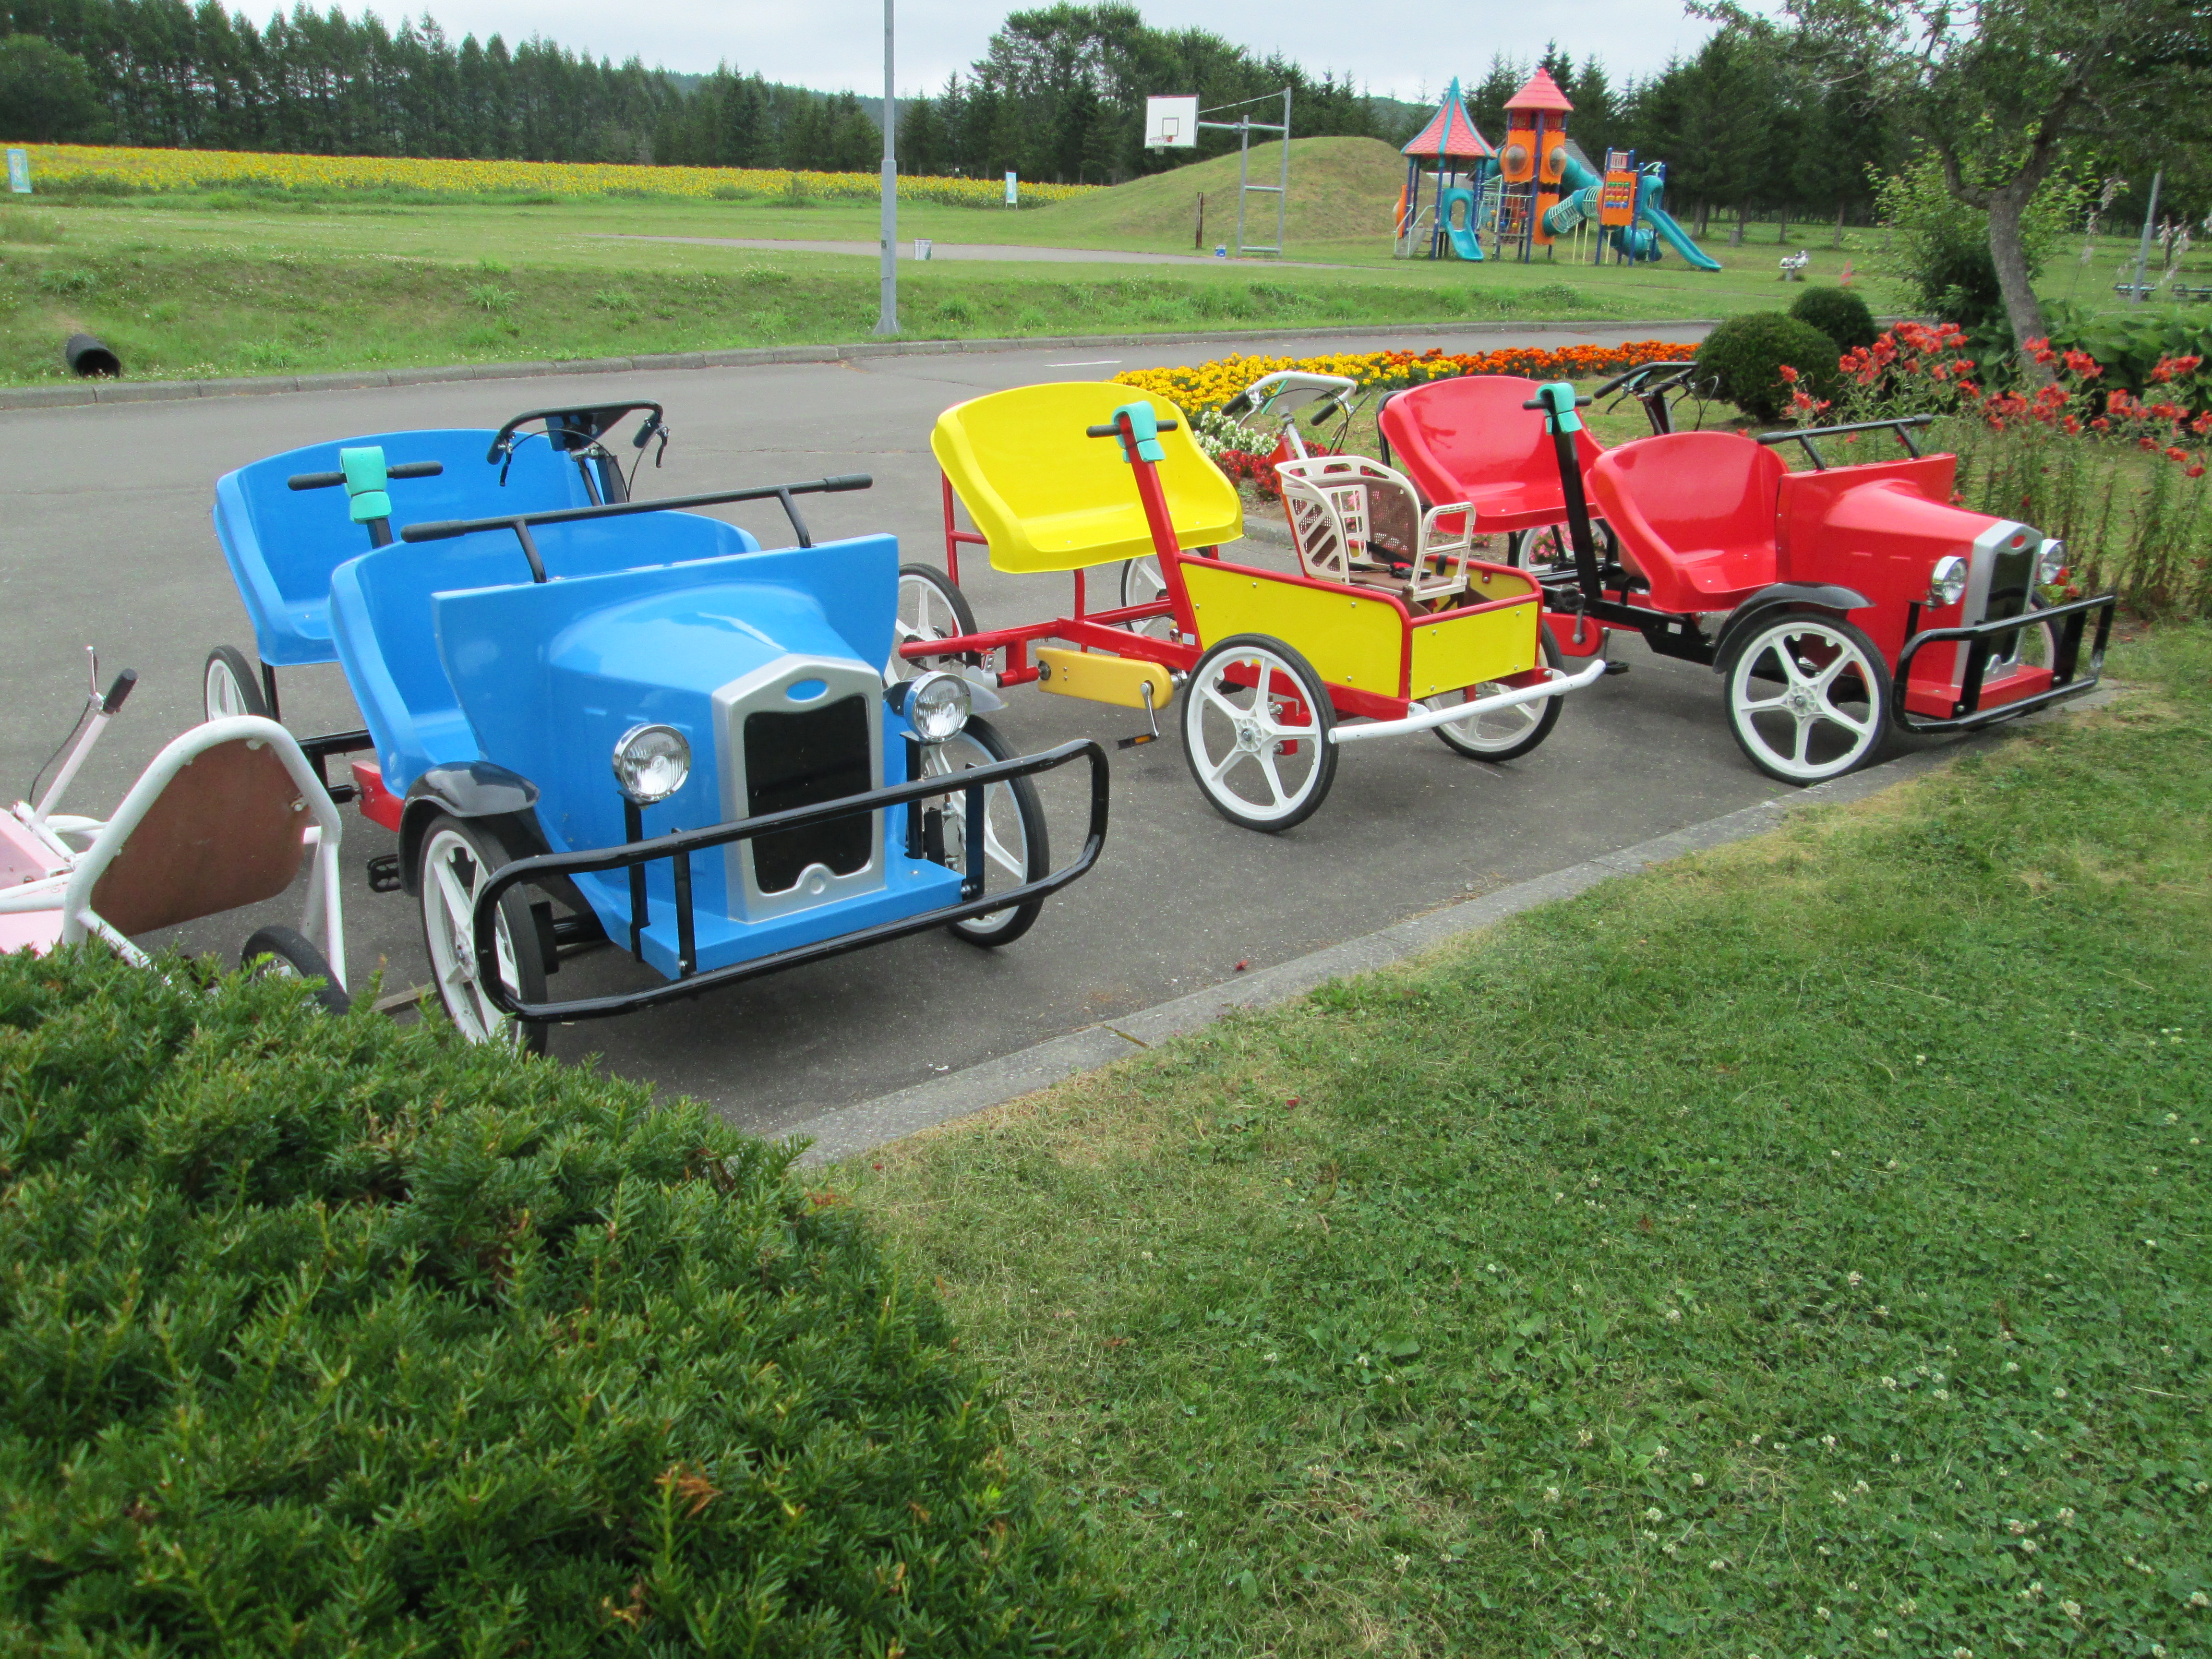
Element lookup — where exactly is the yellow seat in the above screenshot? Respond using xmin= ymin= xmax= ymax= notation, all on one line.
xmin=930 ymin=383 xmax=1244 ymax=575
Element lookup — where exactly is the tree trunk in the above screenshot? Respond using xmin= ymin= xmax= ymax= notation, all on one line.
xmin=1832 ymin=205 xmax=1844 ymax=249
xmin=1778 ymin=204 xmax=1788 ymax=241
xmin=1987 ymin=175 xmax=2050 ymax=357
xmin=1729 ymin=204 xmax=1744 ymax=247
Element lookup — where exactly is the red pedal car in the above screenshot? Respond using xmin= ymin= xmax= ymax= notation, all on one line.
xmin=1379 ymin=375 xmax=2116 ymax=782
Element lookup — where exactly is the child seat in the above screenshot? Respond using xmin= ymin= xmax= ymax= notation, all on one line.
xmin=931 ymin=383 xmax=1241 ymax=573
xmin=1378 ymin=375 xmax=1606 ymax=533
xmin=1586 ymin=433 xmax=1784 ymax=614
xmin=1275 ymin=455 xmax=1477 ymax=606
xmin=214 ymin=430 xmax=595 ymax=667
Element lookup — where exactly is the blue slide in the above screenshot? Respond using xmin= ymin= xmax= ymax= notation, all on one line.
xmin=1436 ymin=184 xmax=1485 ymax=261
xmin=1635 ymin=172 xmax=1722 ymax=270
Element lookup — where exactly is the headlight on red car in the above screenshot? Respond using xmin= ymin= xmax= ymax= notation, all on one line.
xmin=1927 ymin=554 xmax=1969 ymax=608
xmin=2037 ymin=538 xmax=2067 ymax=585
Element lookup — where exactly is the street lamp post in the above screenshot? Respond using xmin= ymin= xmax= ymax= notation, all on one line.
xmin=874 ymin=0 xmax=898 ymax=336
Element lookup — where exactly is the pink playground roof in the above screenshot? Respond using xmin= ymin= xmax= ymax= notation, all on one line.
xmin=1402 ymin=80 xmax=1495 ymax=158
xmin=1505 ymin=67 xmax=1575 ymax=114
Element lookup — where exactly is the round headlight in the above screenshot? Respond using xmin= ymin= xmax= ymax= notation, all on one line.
xmin=1927 ymin=554 xmax=1969 ymax=608
xmin=908 ymin=671 xmax=972 ymax=743
xmin=612 ymin=723 xmax=691 ymax=805
xmin=2036 ymin=537 xmax=2067 ymax=585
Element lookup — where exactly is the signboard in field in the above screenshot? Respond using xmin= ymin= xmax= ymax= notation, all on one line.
xmin=6 ymin=150 xmax=28 ymax=194
xmin=1004 ymin=171 xmax=1018 ymax=205
xmin=1144 ymin=96 xmax=1199 ymax=149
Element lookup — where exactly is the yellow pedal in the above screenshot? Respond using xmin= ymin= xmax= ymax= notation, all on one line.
xmin=1034 ymin=647 xmax=1175 ymax=711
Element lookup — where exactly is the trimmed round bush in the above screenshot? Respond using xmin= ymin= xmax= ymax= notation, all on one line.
xmin=0 ymin=949 xmax=1125 ymax=1656
xmin=1789 ymin=285 xmax=1879 ymax=353
xmin=1693 ymin=312 xmax=1845 ymax=423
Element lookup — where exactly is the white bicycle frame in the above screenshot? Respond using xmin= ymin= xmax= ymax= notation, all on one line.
xmin=0 ymin=715 xmax=346 ymax=984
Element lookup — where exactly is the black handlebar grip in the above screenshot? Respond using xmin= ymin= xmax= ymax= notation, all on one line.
xmin=1084 ymin=420 xmax=1181 ymax=437
xmin=102 ymin=668 xmax=138 ymax=715
xmin=821 ymin=473 xmax=874 ymax=492
xmin=288 ymin=469 xmax=344 ymax=491
xmin=398 ymin=521 xmax=464 ymax=543
xmin=387 ymin=461 xmax=445 ymax=479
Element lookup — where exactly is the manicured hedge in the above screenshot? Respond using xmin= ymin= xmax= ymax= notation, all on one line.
xmin=0 ymin=948 xmax=1124 ymax=1656
xmin=1694 ymin=311 xmax=1844 ymax=423
xmin=1789 ymin=285 xmax=1879 ymax=353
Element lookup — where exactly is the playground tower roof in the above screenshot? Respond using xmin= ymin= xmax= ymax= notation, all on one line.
xmin=1504 ymin=67 xmax=1575 ymax=114
xmin=1401 ymin=78 xmax=1495 ymax=158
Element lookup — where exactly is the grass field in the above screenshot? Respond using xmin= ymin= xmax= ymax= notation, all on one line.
xmin=0 ymin=135 xmax=2202 ymax=386
xmin=832 ymin=626 xmax=2212 ymax=1658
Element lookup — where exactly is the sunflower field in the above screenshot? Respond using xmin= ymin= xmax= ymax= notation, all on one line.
xmin=16 ymin=144 xmax=1103 ymax=208
xmin=1114 ymin=341 xmax=1698 ymax=411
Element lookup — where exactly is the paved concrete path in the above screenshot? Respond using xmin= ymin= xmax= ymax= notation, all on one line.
xmin=1 ymin=318 xmax=1956 ymax=1147
xmin=596 ymin=234 xmax=1354 ymax=269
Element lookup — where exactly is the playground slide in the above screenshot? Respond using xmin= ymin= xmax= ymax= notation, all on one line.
xmin=1636 ymin=177 xmax=1722 ymax=270
xmin=1551 ymin=151 xmax=1724 ymax=271
xmin=1437 ymin=185 xmax=1485 ymax=261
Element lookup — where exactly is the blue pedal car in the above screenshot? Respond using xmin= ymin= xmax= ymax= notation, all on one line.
xmin=207 ymin=424 xmax=1107 ymax=1051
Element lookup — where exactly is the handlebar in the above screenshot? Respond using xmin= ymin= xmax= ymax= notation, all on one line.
xmin=1521 ymin=395 xmax=1593 ymax=411
xmin=101 ymin=669 xmax=137 ymax=715
xmin=1086 ymin=420 xmax=1179 ymax=437
xmin=289 ymin=460 xmax=444 ymax=491
xmin=487 ymin=400 xmax=667 ymax=463
xmin=1591 ymin=361 xmax=1699 ymax=399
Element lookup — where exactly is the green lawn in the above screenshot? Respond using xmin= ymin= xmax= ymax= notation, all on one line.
xmin=833 ymin=625 xmax=2212 ymax=1658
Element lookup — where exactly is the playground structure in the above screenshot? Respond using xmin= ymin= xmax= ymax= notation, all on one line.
xmin=1395 ymin=71 xmax=1720 ymax=271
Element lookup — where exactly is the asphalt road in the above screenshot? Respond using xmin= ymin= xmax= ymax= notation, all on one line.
xmin=599 ymin=235 xmax=1354 ymax=268
xmin=0 ymin=320 xmax=1839 ymax=1138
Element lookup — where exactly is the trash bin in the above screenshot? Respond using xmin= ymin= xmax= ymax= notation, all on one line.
xmin=1214 ymin=245 xmax=1228 ymax=259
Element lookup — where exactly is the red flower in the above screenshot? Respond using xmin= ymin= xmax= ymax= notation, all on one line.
xmin=2189 ymin=464 xmax=2207 ymax=479
xmin=2166 ymin=446 xmax=2190 ymax=463
xmin=1778 ymin=364 xmax=1799 ymax=384
xmin=2061 ymin=349 xmax=2104 ymax=380
xmin=2139 ymin=436 xmax=2158 ymax=451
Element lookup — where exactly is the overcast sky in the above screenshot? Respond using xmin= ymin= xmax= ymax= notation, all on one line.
xmin=389 ymin=0 xmax=1720 ymax=101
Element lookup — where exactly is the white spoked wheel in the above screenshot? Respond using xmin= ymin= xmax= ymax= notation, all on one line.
xmin=1117 ymin=555 xmax=1178 ymax=641
xmin=890 ymin=564 xmax=978 ymax=683
xmin=204 ymin=645 xmax=269 ymax=721
xmin=1724 ymin=613 xmax=1892 ymax=784
xmin=919 ymin=716 xmax=1051 ymax=946
xmin=1510 ymin=521 xmax=1617 ymax=581
xmin=416 ymin=815 xmax=549 ymax=1054
xmin=1180 ymin=634 xmax=1337 ymax=832
xmin=1431 ymin=625 xmax=1566 ymax=762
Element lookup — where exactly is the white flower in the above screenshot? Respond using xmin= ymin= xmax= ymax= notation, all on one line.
xmin=1847 ymin=1271 xmax=1863 ymax=1286
xmin=1822 ymin=1434 xmax=1839 ymax=1450
xmin=1575 ymin=1428 xmax=1593 ymax=1446
xmin=2004 ymin=1360 xmax=2019 ymax=1372
xmin=1392 ymin=1552 xmax=1410 ymax=1572
xmin=1692 ymin=1472 xmax=1706 ymax=1488
xmin=1644 ymin=1506 xmax=1664 ymax=1523
xmin=1653 ymin=1444 xmax=1669 ymax=1460
xmin=1666 ymin=1307 xmax=1683 ymax=1322
xmin=1530 ymin=1527 xmax=1546 ymax=1547
xmin=1263 ymin=1352 xmax=1277 ymax=1363
xmin=1881 ymin=1376 xmax=1898 ymax=1388
xmin=2020 ymin=1539 xmax=2038 ymax=1553
xmin=2189 ymin=1590 xmax=2210 ymax=1609
xmin=1872 ymin=1630 xmax=1889 ymax=1642
xmin=2056 ymin=1507 xmax=2075 ymax=1523
xmin=2052 ymin=1387 xmax=2068 ymax=1399
xmin=1545 ymin=1486 xmax=1561 ymax=1503
xmin=1815 ymin=1606 xmax=1831 ymax=1620
xmin=1933 ymin=1389 xmax=1950 ymax=1401
xmin=1708 ymin=1558 xmax=1728 ymax=1570
xmin=2007 ymin=1519 xmax=2028 ymax=1535
xmin=2061 ymin=1600 xmax=2082 ymax=1619
xmin=1662 ymin=1539 xmax=1679 ymax=1555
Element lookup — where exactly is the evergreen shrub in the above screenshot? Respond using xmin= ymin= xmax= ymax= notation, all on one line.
xmin=1694 ymin=312 xmax=1843 ymax=422
xmin=0 ymin=948 xmax=1124 ymax=1657
xmin=1788 ymin=285 xmax=1878 ymax=353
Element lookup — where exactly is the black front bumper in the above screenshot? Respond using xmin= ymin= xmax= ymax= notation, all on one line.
xmin=470 ymin=738 xmax=1109 ymax=1022
xmin=1892 ymin=591 xmax=2117 ymax=735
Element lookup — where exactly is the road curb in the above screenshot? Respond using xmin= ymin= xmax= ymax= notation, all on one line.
xmin=785 ymin=687 xmax=2121 ymax=1165
xmin=0 ymin=318 xmax=1719 ymax=414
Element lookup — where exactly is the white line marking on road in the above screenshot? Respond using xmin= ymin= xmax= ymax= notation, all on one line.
xmin=1046 ymin=359 xmax=1122 ymax=367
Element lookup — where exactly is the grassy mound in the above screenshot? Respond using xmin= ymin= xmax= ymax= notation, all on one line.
xmin=1023 ymin=136 xmax=1407 ymax=252
xmin=0 ymin=950 xmax=1123 ymax=1655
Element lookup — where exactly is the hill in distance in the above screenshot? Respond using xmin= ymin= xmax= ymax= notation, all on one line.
xmin=1022 ymin=136 xmax=1407 ymax=252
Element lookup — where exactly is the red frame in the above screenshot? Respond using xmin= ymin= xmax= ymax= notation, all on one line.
xmin=912 ymin=424 xmax=1552 ymax=720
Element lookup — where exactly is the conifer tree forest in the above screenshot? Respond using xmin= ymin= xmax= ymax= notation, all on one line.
xmin=0 ymin=0 xmax=1912 ymax=225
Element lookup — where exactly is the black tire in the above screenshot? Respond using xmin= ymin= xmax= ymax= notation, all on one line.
xmin=240 ymin=924 xmax=350 ymax=1015
xmin=204 ymin=645 xmax=269 ymax=722
xmin=1180 ymin=634 xmax=1338 ymax=832
xmin=1721 ymin=611 xmax=1892 ymax=784
xmin=891 ymin=564 xmax=978 ymax=681
xmin=414 ymin=813 xmax=549 ymax=1054
xmin=1431 ymin=624 xmax=1567 ymax=761
xmin=919 ymin=716 xmax=1051 ymax=947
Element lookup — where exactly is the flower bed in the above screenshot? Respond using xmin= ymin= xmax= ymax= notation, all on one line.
xmin=1113 ymin=341 xmax=1698 ymax=414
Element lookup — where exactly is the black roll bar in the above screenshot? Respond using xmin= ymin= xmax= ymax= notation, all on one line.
xmin=1891 ymin=590 xmax=2117 ymax=734
xmin=1756 ymin=415 xmax=1934 ymax=470
xmin=398 ymin=474 xmax=875 ymax=580
xmin=470 ymin=738 xmax=1110 ymax=1022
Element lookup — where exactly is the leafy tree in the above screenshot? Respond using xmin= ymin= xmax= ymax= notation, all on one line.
xmin=1699 ymin=0 xmax=2212 ymax=352
xmin=0 ymin=33 xmax=103 ymax=140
